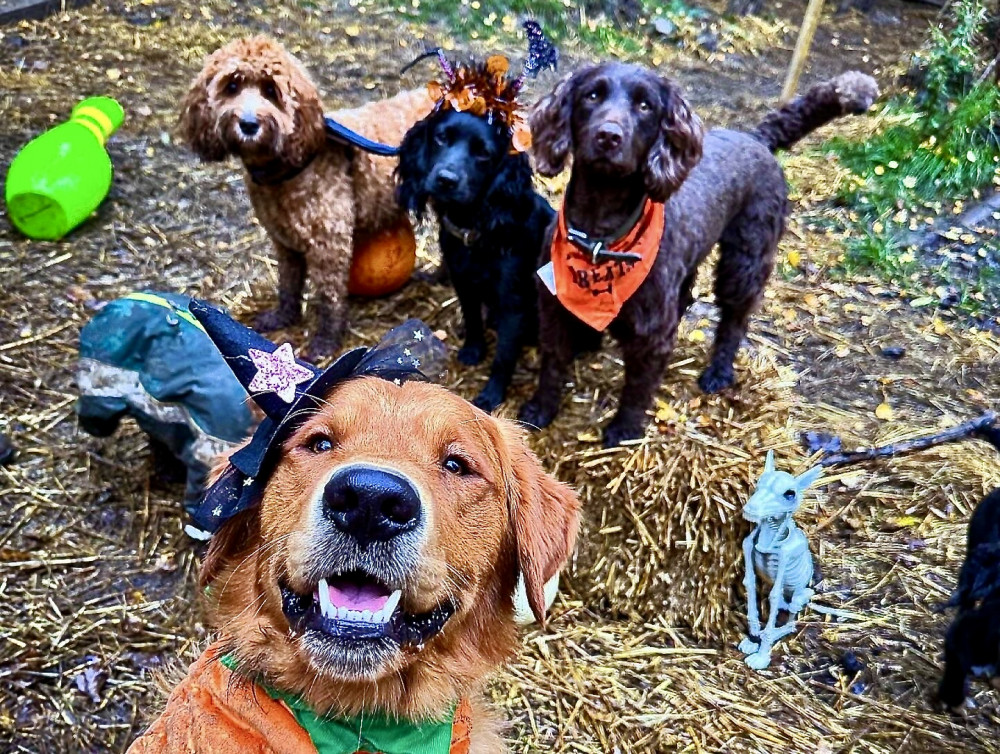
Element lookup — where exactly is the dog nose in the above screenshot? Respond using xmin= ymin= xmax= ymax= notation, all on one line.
xmin=323 ymin=466 xmax=421 ymax=545
xmin=595 ymin=123 xmax=623 ymax=151
xmin=239 ymin=118 xmax=260 ymax=136
xmin=434 ymin=169 xmax=460 ymax=192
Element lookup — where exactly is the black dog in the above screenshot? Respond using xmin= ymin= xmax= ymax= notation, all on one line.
xmin=938 ymin=487 xmax=1000 ymax=710
xmin=396 ymin=108 xmax=554 ymax=412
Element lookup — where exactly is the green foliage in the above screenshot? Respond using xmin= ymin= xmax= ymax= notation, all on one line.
xmin=822 ymin=0 xmax=1000 ymax=312
xmin=354 ymin=0 xmax=703 ymax=55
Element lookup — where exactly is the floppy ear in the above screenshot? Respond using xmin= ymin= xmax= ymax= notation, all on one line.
xmin=199 ymin=507 xmax=260 ymax=587
xmin=501 ymin=423 xmax=581 ymax=625
xmin=795 ymin=465 xmax=823 ymax=493
xmin=395 ymin=116 xmax=435 ymax=220
xmin=529 ymin=68 xmax=587 ymax=177
xmin=644 ymin=77 xmax=704 ymax=202
xmin=198 ymin=443 xmax=260 ymax=586
xmin=281 ymin=54 xmax=326 ymax=169
xmin=179 ymin=52 xmax=228 ymax=161
xmin=482 ymin=151 xmax=534 ymax=233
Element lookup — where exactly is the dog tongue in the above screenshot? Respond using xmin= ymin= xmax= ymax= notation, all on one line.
xmin=325 ymin=578 xmax=391 ymax=612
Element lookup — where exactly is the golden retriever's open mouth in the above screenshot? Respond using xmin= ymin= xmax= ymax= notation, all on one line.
xmin=280 ymin=572 xmax=456 ymax=649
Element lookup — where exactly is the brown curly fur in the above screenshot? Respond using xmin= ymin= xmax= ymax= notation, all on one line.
xmin=179 ymin=36 xmax=433 ymax=358
xmin=520 ymin=64 xmax=878 ymax=447
xmin=174 ymin=377 xmax=580 ymax=753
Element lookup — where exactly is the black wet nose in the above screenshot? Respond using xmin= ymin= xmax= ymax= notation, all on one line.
xmin=239 ymin=118 xmax=260 ymax=136
xmin=434 ymin=169 xmax=460 ymax=192
xmin=323 ymin=467 xmax=421 ymax=546
xmin=595 ymin=123 xmax=623 ymax=151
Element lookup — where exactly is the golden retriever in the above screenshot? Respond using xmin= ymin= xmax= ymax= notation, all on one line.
xmin=130 ymin=377 xmax=580 ymax=753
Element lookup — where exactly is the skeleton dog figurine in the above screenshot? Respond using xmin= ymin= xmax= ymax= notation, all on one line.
xmin=739 ymin=451 xmax=822 ymax=669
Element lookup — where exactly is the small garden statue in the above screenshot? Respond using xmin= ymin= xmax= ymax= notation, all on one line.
xmin=739 ymin=450 xmax=822 ymax=670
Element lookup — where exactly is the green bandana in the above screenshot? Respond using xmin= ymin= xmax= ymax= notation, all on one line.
xmin=220 ymin=654 xmax=457 ymax=754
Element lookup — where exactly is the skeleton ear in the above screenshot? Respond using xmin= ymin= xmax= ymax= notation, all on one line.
xmin=763 ymin=450 xmax=775 ymax=474
xmin=795 ymin=465 xmax=823 ymax=493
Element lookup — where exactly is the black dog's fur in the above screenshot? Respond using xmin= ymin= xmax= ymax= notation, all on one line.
xmin=520 ymin=64 xmax=878 ymax=446
xmin=396 ymin=109 xmax=554 ymax=411
xmin=938 ymin=487 xmax=1000 ymax=710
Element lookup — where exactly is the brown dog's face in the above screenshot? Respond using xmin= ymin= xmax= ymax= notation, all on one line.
xmin=530 ymin=62 xmax=705 ymax=202
xmin=204 ymin=377 xmax=579 ymax=697
xmin=179 ymin=36 xmax=324 ymax=168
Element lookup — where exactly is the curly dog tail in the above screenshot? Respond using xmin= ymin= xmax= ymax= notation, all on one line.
xmin=751 ymin=71 xmax=879 ymax=153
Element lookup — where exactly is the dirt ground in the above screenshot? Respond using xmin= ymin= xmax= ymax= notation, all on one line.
xmin=2 ymin=1 xmax=1000 ymax=752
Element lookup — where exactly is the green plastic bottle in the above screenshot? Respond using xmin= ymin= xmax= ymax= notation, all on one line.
xmin=5 ymin=96 xmax=125 ymax=240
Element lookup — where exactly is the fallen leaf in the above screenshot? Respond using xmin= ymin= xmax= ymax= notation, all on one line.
xmin=875 ymin=402 xmax=893 ymax=421
xmin=687 ymin=329 xmax=705 ymax=343
xmin=787 ymin=248 xmax=801 ymax=267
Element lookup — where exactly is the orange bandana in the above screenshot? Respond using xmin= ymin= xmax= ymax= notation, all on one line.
xmin=550 ymin=199 xmax=665 ymax=331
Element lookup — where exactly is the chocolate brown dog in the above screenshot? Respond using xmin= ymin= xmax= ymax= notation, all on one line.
xmin=520 ymin=64 xmax=878 ymax=446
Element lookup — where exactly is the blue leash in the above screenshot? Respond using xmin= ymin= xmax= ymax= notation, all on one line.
xmin=324 ymin=116 xmax=401 ymax=157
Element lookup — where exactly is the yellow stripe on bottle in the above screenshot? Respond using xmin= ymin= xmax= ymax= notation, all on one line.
xmin=73 ymin=105 xmax=116 ymax=138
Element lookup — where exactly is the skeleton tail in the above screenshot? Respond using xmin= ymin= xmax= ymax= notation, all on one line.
xmin=750 ymin=71 xmax=879 ymax=153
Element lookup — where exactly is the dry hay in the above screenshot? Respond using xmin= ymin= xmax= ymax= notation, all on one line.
xmin=527 ymin=344 xmax=805 ymax=640
xmin=2 ymin=1 xmax=999 ymax=753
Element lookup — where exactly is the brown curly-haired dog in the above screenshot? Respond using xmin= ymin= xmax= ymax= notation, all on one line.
xmin=180 ymin=36 xmax=433 ymax=358
xmin=520 ymin=64 xmax=878 ymax=446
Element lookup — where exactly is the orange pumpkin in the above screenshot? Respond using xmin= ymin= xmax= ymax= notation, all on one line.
xmin=348 ymin=219 xmax=417 ymax=297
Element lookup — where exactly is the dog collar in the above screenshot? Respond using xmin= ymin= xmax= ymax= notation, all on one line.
xmin=247 ymin=152 xmax=318 ymax=186
xmin=547 ymin=197 xmax=666 ymax=332
xmin=220 ymin=654 xmax=472 ymax=754
xmin=563 ymin=196 xmax=649 ymax=264
xmin=440 ymin=215 xmax=480 ymax=246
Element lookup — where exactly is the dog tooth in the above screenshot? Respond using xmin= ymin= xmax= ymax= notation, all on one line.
xmin=337 ymin=606 xmax=349 ymax=619
xmin=372 ymin=609 xmax=385 ymax=623
xmin=317 ymin=578 xmax=333 ymax=618
xmin=361 ymin=610 xmax=373 ymax=622
xmin=349 ymin=609 xmax=362 ymax=621
xmin=383 ymin=590 xmax=402 ymax=617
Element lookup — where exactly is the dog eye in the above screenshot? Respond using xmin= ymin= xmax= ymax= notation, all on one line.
xmin=637 ymin=99 xmax=652 ymax=112
xmin=307 ymin=436 xmax=333 ymax=453
xmin=586 ymin=89 xmax=601 ymax=102
xmin=443 ymin=456 xmax=469 ymax=476
xmin=783 ymin=489 xmax=796 ymax=500
xmin=434 ymin=130 xmax=449 ymax=146
xmin=262 ymin=81 xmax=278 ymax=101
xmin=224 ymin=79 xmax=239 ymax=95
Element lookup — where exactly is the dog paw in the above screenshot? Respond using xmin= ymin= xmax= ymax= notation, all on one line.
xmin=458 ymin=342 xmax=487 ymax=366
xmin=472 ymin=387 xmax=504 ymax=413
xmin=254 ymin=307 xmax=301 ymax=333
xmin=518 ymin=399 xmax=558 ymax=431
xmin=301 ymin=333 xmax=342 ymax=362
xmin=602 ymin=418 xmax=645 ymax=448
xmin=698 ymin=363 xmax=735 ymax=394
xmin=738 ymin=637 xmax=760 ymax=655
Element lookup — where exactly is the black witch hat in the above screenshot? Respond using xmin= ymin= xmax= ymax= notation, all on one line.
xmin=187 ymin=300 xmax=448 ymax=534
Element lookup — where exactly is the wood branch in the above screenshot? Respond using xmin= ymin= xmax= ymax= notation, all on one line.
xmin=820 ymin=411 xmax=999 ymax=467
xmin=781 ymin=0 xmax=827 ymax=101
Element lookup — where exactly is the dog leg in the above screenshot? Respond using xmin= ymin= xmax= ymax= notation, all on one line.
xmin=255 ymin=243 xmax=305 ymax=333
xmin=301 ymin=233 xmax=351 ymax=360
xmin=699 ymin=302 xmax=749 ymax=394
xmin=603 ymin=341 xmax=672 ymax=448
xmin=474 ymin=309 xmax=526 ymax=413
xmin=519 ymin=291 xmax=574 ymax=430
xmin=455 ymin=285 xmax=487 ymax=367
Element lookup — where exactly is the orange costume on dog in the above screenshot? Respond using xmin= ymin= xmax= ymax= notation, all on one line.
xmin=129 ymin=643 xmax=472 ymax=754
